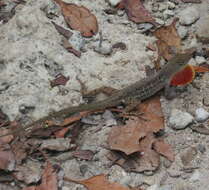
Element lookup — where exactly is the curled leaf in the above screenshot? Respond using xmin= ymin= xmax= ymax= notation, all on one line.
xmin=118 ymin=0 xmax=158 ymax=26
xmin=53 ymin=0 xmax=98 ymax=37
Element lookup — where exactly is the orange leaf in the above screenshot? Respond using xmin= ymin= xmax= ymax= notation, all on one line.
xmin=61 ymin=111 xmax=91 ymax=126
xmin=108 ymin=96 xmax=164 ymax=155
xmin=64 ymin=174 xmax=132 ymax=190
xmin=153 ymin=140 xmax=175 ymax=162
xmin=37 ymin=161 xmax=58 ymax=190
xmin=119 ymin=0 xmax=157 ymax=25
xmin=154 ymin=18 xmax=181 ymax=61
xmin=53 ymin=0 xmax=98 ymax=37
xmin=192 ymin=65 xmax=209 ymax=73
xmin=170 ymin=64 xmax=195 ymax=86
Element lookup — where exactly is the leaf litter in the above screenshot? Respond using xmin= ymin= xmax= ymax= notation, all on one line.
xmin=64 ymin=174 xmax=142 ymax=190
xmin=53 ymin=0 xmax=98 ymax=37
xmin=118 ymin=0 xmax=158 ymax=26
xmin=107 ymin=96 xmax=175 ymax=172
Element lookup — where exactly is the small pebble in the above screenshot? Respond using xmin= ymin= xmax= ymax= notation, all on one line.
xmin=167 ymin=1 xmax=175 ymax=9
xmin=179 ymin=7 xmax=200 ymax=25
xmin=197 ymin=144 xmax=206 ymax=153
xmin=158 ymin=4 xmax=167 ymax=12
xmin=195 ymin=56 xmax=206 ymax=64
xmin=177 ymin=26 xmax=188 ymax=39
xmin=169 ymin=109 xmax=194 ymax=129
xmin=108 ymin=0 xmax=121 ymax=7
xmin=189 ymin=170 xmax=201 ymax=182
xmin=195 ymin=108 xmax=209 ymax=122
xmin=137 ymin=23 xmax=154 ymax=32
xmin=94 ymin=41 xmax=112 ymax=55
xmin=163 ymin=10 xmax=175 ymax=19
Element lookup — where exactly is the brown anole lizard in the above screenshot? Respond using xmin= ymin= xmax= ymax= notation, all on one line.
xmin=0 ymin=49 xmax=195 ymax=138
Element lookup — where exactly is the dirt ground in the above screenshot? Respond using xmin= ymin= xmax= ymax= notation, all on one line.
xmin=0 ymin=0 xmax=209 ymax=190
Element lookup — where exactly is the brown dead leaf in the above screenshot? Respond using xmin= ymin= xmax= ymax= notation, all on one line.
xmin=0 ymin=1 xmax=5 ymax=7
xmin=0 ymin=150 xmax=15 ymax=171
xmin=37 ymin=161 xmax=58 ymax=190
xmin=153 ymin=140 xmax=175 ymax=162
xmin=108 ymin=118 xmax=147 ymax=155
xmin=0 ymin=129 xmax=14 ymax=144
xmin=50 ymin=73 xmax=69 ymax=88
xmin=54 ymin=126 xmax=71 ymax=138
xmin=107 ymin=133 xmax=160 ymax=172
xmin=53 ymin=0 xmax=98 ymax=37
xmin=72 ymin=150 xmax=94 ymax=161
xmin=108 ymin=96 xmax=164 ymax=155
xmin=61 ymin=111 xmax=92 ymax=126
xmin=118 ymin=0 xmax=158 ymax=26
xmin=62 ymin=37 xmax=81 ymax=57
xmin=52 ymin=21 xmax=73 ymax=39
xmin=64 ymin=174 xmax=132 ymax=190
xmin=181 ymin=0 xmax=201 ymax=3
xmin=11 ymin=141 xmax=28 ymax=164
xmin=153 ymin=18 xmax=181 ymax=61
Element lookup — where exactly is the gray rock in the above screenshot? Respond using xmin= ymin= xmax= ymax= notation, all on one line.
xmin=102 ymin=110 xmax=117 ymax=126
xmin=169 ymin=109 xmax=194 ymax=129
xmin=158 ymin=4 xmax=167 ymax=12
xmin=137 ymin=23 xmax=154 ymax=32
xmin=108 ymin=0 xmax=121 ymax=7
xmin=167 ymin=1 xmax=176 ymax=9
xmin=195 ymin=108 xmax=209 ymax=122
xmin=189 ymin=170 xmax=201 ymax=182
xmin=179 ymin=7 xmax=200 ymax=25
xmin=94 ymin=41 xmax=112 ymax=55
xmin=68 ymin=32 xmax=85 ymax=52
xmin=196 ymin=15 xmax=209 ymax=43
xmin=177 ymin=26 xmax=188 ymax=39
xmin=163 ymin=10 xmax=175 ymax=19
xmin=195 ymin=56 xmax=206 ymax=64
xmin=41 ymin=138 xmax=73 ymax=151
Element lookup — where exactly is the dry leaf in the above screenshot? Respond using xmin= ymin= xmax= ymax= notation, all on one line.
xmin=37 ymin=161 xmax=58 ymax=190
xmin=108 ymin=118 xmax=147 ymax=155
xmin=11 ymin=141 xmax=28 ymax=164
xmin=181 ymin=0 xmax=201 ymax=3
xmin=154 ymin=19 xmax=181 ymax=61
xmin=0 ymin=129 xmax=14 ymax=144
xmin=0 ymin=150 xmax=15 ymax=171
xmin=72 ymin=150 xmax=94 ymax=161
xmin=107 ymin=134 xmax=160 ymax=173
xmin=64 ymin=174 xmax=132 ymax=190
xmin=54 ymin=126 xmax=71 ymax=138
xmin=50 ymin=74 xmax=69 ymax=88
xmin=62 ymin=37 xmax=81 ymax=57
xmin=53 ymin=0 xmax=98 ymax=37
xmin=108 ymin=96 xmax=164 ymax=155
xmin=192 ymin=65 xmax=209 ymax=72
xmin=119 ymin=0 xmax=157 ymax=26
xmin=153 ymin=139 xmax=175 ymax=161
xmin=52 ymin=21 xmax=73 ymax=39
xmin=61 ymin=111 xmax=91 ymax=126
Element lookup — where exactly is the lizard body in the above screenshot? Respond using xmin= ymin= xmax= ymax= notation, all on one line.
xmin=0 ymin=50 xmax=194 ymax=138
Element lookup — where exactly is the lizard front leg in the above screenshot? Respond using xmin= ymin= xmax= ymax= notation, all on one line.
xmin=164 ymin=83 xmax=187 ymax=100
